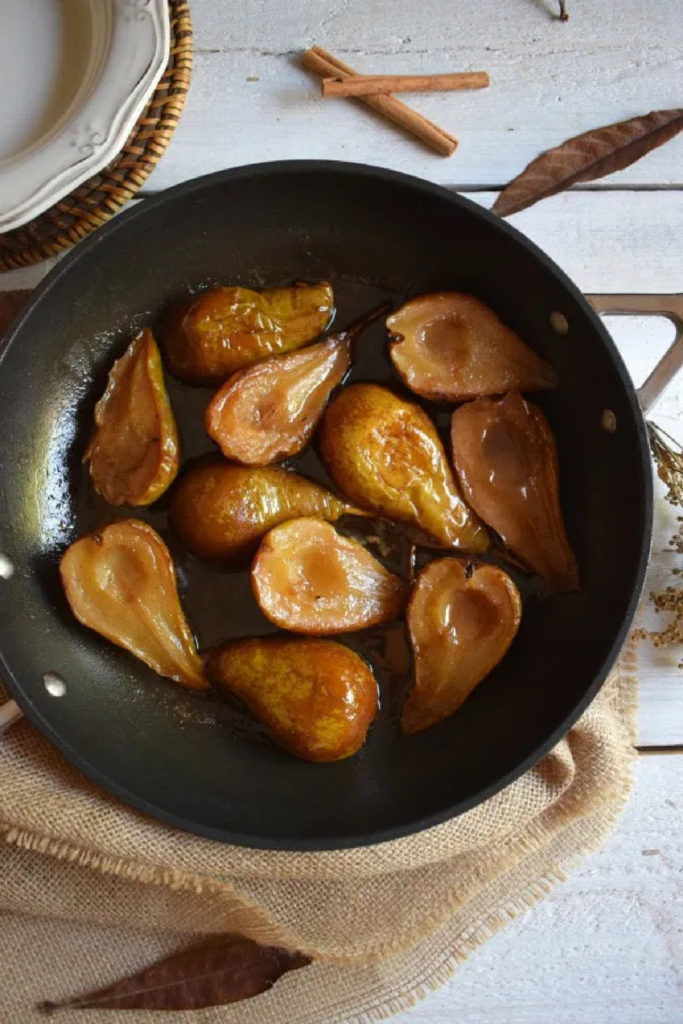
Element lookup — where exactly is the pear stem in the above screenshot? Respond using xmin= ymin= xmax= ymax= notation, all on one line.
xmin=334 ymin=302 xmax=392 ymax=356
xmin=341 ymin=503 xmax=373 ymax=518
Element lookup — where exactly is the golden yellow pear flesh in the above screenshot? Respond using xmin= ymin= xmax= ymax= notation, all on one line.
xmin=205 ymin=332 xmax=351 ymax=465
xmin=402 ymin=558 xmax=521 ymax=734
xmin=161 ymin=282 xmax=334 ymax=384
xmin=204 ymin=305 xmax=386 ymax=466
xmin=84 ymin=329 xmax=180 ymax=506
xmin=319 ymin=382 xmax=488 ymax=553
xmin=60 ymin=520 xmax=206 ymax=690
xmin=251 ymin=518 xmax=408 ymax=634
xmin=169 ymin=459 xmax=352 ymax=566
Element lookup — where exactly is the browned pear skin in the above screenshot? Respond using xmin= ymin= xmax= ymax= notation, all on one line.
xmin=161 ymin=282 xmax=334 ymax=384
xmin=450 ymin=391 xmax=579 ymax=591
xmin=169 ymin=460 xmax=351 ymax=566
xmin=402 ymin=558 xmax=521 ymax=734
xmin=207 ymin=637 xmax=377 ymax=762
xmin=84 ymin=329 xmax=180 ymax=506
xmin=387 ymin=292 xmax=557 ymax=402
xmin=60 ymin=520 xmax=206 ymax=690
xmin=205 ymin=332 xmax=351 ymax=465
xmin=319 ymin=383 xmax=488 ymax=553
xmin=252 ymin=518 xmax=407 ymax=634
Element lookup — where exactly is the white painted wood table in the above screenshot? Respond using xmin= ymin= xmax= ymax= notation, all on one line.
xmin=2 ymin=1 xmax=682 ymax=1020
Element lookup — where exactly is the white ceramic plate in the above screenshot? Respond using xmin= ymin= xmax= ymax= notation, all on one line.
xmin=0 ymin=0 xmax=170 ymax=233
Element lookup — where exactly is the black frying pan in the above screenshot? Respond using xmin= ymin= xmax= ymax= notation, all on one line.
xmin=0 ymin=162 xmax=652 ymax=850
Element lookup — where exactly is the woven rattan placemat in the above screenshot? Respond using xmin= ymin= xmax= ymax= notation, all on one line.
xmin=0 ymin=0 xmax=192 ymax=272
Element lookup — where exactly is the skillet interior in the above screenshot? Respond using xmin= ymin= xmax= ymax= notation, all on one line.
xmin=0 ymin=162 xmax=651 ymax=849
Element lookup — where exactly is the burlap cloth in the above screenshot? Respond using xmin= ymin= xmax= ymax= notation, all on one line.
xmin=0 ymin=634 xmax=638 ymax=1024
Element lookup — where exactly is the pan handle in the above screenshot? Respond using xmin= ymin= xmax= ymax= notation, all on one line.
xmin=586 ymin=293 xmax=683 ymax=415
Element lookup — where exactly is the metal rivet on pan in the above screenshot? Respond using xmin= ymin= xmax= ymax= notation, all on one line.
xmin=0 ymin=554 xmax=14 ymax=579
xmin=601 ymin=409 xmax=617 ymax=433
xmin=43 ymin=672 xmax=67 ymax=698
xmin=549 ymin=311 xmax=569 ymax=336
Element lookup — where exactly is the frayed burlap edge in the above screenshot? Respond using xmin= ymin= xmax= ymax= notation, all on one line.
xmin=0 ymin=639 xmax=639 ymax=973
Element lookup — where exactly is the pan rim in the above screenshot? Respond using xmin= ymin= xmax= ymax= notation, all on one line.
xmin=0 ymin=160 xmax=653 ymax=850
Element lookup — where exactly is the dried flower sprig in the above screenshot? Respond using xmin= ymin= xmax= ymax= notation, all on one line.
xmin=633 ymin=423 xmax=683 ymax=668
xmin=648 ymin=422 xmax=683 ymax=508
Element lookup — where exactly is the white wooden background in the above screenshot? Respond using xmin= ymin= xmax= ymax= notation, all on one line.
xmin=2 ymin=1 xmax=682 ymax=1020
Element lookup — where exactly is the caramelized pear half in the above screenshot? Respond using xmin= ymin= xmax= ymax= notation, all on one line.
xmin=450 ymin=391 xmax=579 ymax=591
xmin=207 ymin=637 xmax=377 ymax=762
xmin=252 ymin=518 xmax=407 ymax=634
xmin=60 ymin=520 xmax=206 ymax=689
xmin=205 ymin=333 xmax=348 ymax=466
xmin=205 ymin=306 xmax=385 ymax=465
xmin=84 ymin=329 xmax=180 ymax=506
xmin=161 ymin=282 xmax=334 ymax=383
xmin=402 ymin=558 xmax=521 ymax=734
xmin=169 ymin=459 xmax=352 ymax=566
xmin=387 ymin=293 xmax=557 ymax=401
xmin=319 ymin=383 xmax=488 ymax=553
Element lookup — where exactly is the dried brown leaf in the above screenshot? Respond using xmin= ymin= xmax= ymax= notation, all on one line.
xmin=39 ymin=936 xmax=311 ymax=1013
xmin=493 ymin=108 xmax=683 ymax=217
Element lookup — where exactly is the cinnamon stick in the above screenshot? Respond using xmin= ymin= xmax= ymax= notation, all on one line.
xmin=302 ymin=46 xmax=458 ymax=157
xmin=322 ymin=71 xmax=490 ymax=98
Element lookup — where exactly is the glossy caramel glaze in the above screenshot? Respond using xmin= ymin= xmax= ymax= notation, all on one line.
xmin=450 ymin=391 xmax=579 ymax=591
xmin=63 ymin=280 xmax=537 ymax=761
xmin=387 ymin=292 xmax=557 ymax=402
xmin=402 ymin=557 xmax=521 ymax=734
xmin=207 ymin=636 xmax=378 ymax=761
xmin=169 ymin=459 xmax=351 ymax=567
xmin=319 ymin=382 xmax=488 ymax=553
xmin=161 ymin=282 xmax=334 ymax=384
xmin=205 ymin=332 xmax=351 ymax=465
xmin=84 ymin=329 xmax=179 ymax=506
xmin=60 ymin=520 xmax=206 ymax=690
xmin=252 ymin=517 xmax=407 ymax=634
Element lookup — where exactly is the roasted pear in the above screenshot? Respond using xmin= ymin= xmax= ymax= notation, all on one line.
xmin=207 ymin=637 xmax=377 ymax=762
xmin=252 ymin=518 xmax=407 ymax=634
xmin=319 ymin=383 xmax=488 ymax=553
xmin=387 ymin=293 xmax=557 ymax=401
xmin=205 ymin=306 xmax=384 ymax=465
xmin=402 ymin=558 xmax=521 ymax=734
xmin=84 ymin=329 xmax=180 ymax=506
xmin=450 ymin=391 xmax=579 ymax=591
xmin=161 ymin=282 xmax=334 ymax=383
xmin=169 ymin=459 xmax=354 ymax=565
xmin=60 ymin=520 xmax=206 ymax=689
